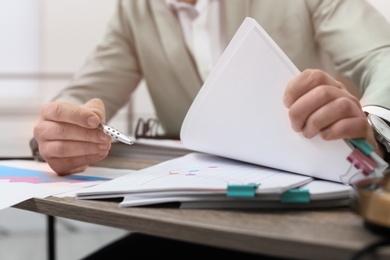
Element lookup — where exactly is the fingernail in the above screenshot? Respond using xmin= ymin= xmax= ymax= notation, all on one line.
xmin=87 ymin=116 xmax=99 ymax=127
xmin=302 ymin=127 xmax=311 ymax=138
xmin=321 ymin=129 xmax=330 ymax=139
xmin=98 ymin=144 xmax=109 ymax=150
xmin=100 ymin=133 xmax=111 ymax=142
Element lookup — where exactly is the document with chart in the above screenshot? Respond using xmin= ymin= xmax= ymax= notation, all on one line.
xmin=76 ymin=152 xmax=353 ymax=208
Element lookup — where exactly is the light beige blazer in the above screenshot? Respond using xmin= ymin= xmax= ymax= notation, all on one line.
xmin=54 ymin=0 xmax=390 ymax=137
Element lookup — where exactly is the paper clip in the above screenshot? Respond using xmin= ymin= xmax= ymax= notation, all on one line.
xmin=340 ymin=148 xmax=377 ymax=184
xmin=227 ymin=183 xmax=259 ymax=198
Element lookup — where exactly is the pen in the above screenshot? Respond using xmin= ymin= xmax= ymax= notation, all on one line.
xmin=98 ymin=122 xmax=134 ymax=145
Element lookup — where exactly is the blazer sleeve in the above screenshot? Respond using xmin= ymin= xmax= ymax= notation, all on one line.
xmin=52 ymin=0 xmax=142 ymax=121
xmin=309 ymin=0 xmax=390 ymax=111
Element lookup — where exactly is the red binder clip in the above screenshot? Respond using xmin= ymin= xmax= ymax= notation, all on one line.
xmin=347 ymin=148 xmax=377 ymax=176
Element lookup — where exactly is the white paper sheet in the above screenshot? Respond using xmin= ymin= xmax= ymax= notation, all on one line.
xmin=77 ymin=153 xmax=313 ymax=200
xmin=180 ymin=17 xmax=382 ymax=183
xmin=0 ymin=160 xmax=132 ymax=208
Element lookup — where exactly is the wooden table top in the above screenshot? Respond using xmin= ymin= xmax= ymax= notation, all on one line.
xmin=13 ymin=147 xmax=390 ymax=260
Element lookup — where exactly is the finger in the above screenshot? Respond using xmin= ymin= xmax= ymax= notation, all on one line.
xmin=319 ymin=117 xmax=370 ymax=140
xmin=284 ymin=69 xmax=344 ymax=108
xmin=39 ymin=140 xmax=111 ymax=159
xmin=48 ymin=154 xmax=108 ymax=176
xmin=40 ymin=100 xmax=101 ymax=129
xmin=302 ymin=97 xmax=364 ymax=139
xmin=82 ymin=98 xmax=106 ymax=123
xmin=288 ymin=85 xmax=359 ymax=132
xmin=34 ymin=121 xmax=112 ymax=143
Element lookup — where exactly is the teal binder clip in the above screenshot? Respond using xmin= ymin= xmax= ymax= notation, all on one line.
xmin=280 ymin=189 xmax=310 ymax=203
xmin=349 ymin=138 xmax=374 ymax=156
xmin=227 ymin=184 xmax=259 ymax=198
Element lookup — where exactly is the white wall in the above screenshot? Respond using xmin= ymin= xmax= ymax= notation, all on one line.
xmin=41 ymin=0 xmax=116 ymax=72
xmin=0 ymin=0 xmax=40 ymax=111
xmin=0 ymin=0 xmax=122 ymax=157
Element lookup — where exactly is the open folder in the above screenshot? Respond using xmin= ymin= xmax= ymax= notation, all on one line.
xmin=76 ymin=17 xmax=388 ymax=209
xmin=180 ymin=17 xmax=388 ymax=184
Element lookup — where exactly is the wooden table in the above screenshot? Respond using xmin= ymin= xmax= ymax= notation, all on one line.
xmin=12 ymin=153 xmax=390 ymax=260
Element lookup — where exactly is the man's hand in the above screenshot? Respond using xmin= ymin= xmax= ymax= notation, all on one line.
xmin=33 ymin=98 xmax=112 ymax=175
xmin=283 ymin=69 xmax=382 ymax=157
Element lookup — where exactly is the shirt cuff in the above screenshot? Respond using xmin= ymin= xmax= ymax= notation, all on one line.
xmin=29 ymin=137 xmax=46 ymax=162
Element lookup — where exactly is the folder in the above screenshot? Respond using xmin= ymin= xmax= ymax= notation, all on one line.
xmin=180 ymin=17 xmax=388 ymax=184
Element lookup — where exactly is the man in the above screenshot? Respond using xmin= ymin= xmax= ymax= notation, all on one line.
xmin=31 ymin=0 xmax=390 ymax=258
xmin=32 ymin=0 xmax=390 ymax=176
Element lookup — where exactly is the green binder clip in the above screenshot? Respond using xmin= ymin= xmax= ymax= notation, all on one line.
xmin=280 ymin=189 xmax=310 ymax=203
xmin=227 ymin=183 xmax=259 ymax=198
xmin=349 ymin=138 xmax=374 ymax=156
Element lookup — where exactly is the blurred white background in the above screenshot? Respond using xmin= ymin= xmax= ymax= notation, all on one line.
xmin=0 ymin=1 xmax=136 ymax=259
xmin=0 ymin=0 xmax=156 ymax=158
xmin=0 ymin=0 xmax=389 ymax=259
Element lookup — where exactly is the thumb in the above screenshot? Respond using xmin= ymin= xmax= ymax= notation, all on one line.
xmin=82 ymin=98 xmax=106 ymax=127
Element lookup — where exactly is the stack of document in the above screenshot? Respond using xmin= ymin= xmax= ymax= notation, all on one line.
xmin=77 ymin=17 xmax=386 ymax=209
xmin=77 ymin=152 xmax=353 ymax=209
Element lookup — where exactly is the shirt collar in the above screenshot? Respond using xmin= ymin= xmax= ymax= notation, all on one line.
xmin=166 ymin=0 xmax=210 ymax=17
xmin=166 ymin=0 xmax=194 ymax=10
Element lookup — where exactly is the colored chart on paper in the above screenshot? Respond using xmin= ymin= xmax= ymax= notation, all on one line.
xmin=0 ymin=165 xmax=110 ymax=184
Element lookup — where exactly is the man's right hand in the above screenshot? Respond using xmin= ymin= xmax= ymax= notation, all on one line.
xmin=33 ymin=98 xmax=112 ymax=175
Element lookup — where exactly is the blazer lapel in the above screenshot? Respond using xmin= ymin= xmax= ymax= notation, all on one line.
xmin=150 ymin=1 xmax=202 ymax=100
xmin=148 ymin=0 xmax=252 ymax=99
xmin=224 ymin=0 xmax=251 ymax=41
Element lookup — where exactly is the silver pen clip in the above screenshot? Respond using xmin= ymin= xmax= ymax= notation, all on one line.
xmin=99 ymin=123 xmax=134 ymax=145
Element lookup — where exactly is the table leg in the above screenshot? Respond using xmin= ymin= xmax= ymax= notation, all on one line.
xmin=47 ymin=215 xmax=56 ymax=260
